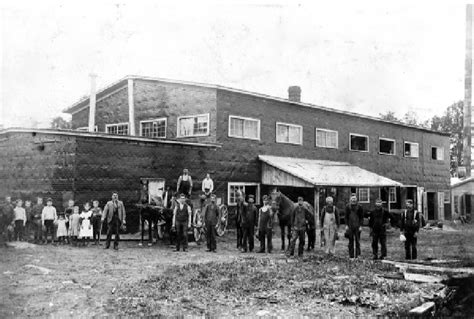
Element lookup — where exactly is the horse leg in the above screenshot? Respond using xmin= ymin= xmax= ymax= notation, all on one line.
xmin=147 ymin=218 xmax=153 ymax=246
xmin=280 ymin=224 xmax=285 ymax=251
xmin=287 ymin=225 xmax=291 ymax=250
xmin=139 ymin=214 xmax=144 ymax=246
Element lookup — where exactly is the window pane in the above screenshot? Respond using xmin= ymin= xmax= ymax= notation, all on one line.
xmin=351 ymin=135 xmax=368 ymax=151
xmin=244 ymin=120 xmax=258 ymax=139
xmin=358 ymin=188 xmax=369 ymax=202
xmin=230 ymin=118 xmax=244 ymax=137
xmin=327 ymin=131 xmax=337 ymax=148
xmin=289 ymin=126 xmax=301 ymax=144
xmin=277 ymin=124 xmax=288 ymax=142
xmin=316 ymin=130 xmax=326 ymax=147
xmin=380 ymin=139 xmax=395 ymax=154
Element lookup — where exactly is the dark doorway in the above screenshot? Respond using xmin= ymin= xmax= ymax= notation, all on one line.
xmin=427 ymin=192 xmax=436 ymax=220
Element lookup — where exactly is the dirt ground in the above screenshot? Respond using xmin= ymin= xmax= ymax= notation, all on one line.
xmin=1 ymin=225 xmax=474 ymax=317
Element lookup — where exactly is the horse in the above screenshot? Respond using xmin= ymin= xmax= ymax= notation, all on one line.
xmin=270 ymin=189 xmax=315 ymax=251
xmin=136 ymin=203 xmax=161 ymax=246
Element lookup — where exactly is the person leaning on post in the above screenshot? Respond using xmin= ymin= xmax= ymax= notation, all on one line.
xmin=368 ymin=198 xmax=390 ymax=260
xmin=344 ymin=194 xmax=364 ymax=259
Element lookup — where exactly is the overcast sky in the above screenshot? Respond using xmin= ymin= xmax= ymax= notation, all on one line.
xmin=0 ymin=1 xmax=472 ymax=128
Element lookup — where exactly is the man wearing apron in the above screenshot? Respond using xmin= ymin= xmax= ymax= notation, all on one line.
xmin=177 ymin=169 xmax=193 ymax=198
xmin=320 ymin=196 xmax=340 ymax=255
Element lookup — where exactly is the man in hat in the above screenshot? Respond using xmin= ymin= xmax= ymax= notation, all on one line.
xmin=172 ymin=193 xmax=192 ymax=252
xmin=257 ymin=195 xmax=275 ymax=253
xmin=102 ymin=192 xmax=127 ymax=250
xmin=289 ymin=196 xmax=312 ymax=257
xmin=344 ymin=194 xmax=364 ymax=259
xmin=400 ymin=199 xmax=420 ymax=260
xmin=235 ymin=190 xmax=247 ymax=249
xmin=241 ymin=194 xmax=258 ymax=253
xmin=41 ymin=198 xmax=57 ymax=244
xmin=368 ymin=198 xmax=390 ymax=260
xmin=203 ymin=193 xmax=220 ymax=252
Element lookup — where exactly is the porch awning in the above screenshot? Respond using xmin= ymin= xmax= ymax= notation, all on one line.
xmin=259 ymin=155 xmax=402 ymax=188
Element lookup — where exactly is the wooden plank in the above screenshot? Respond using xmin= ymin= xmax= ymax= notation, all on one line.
xmin=382 ymin=260 xmax=474 ymax=275
xmin=404 ymin=272 xmax=446 ymax=283
xmin=409 ymin=301 xmax=435 ymax=315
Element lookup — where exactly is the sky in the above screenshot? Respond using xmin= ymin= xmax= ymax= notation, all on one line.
xmin=0 ymin=0 xmax=472 ymax=128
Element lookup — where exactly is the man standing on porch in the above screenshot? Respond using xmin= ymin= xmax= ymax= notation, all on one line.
xmin=345 ymin=194 xmax=364 ymax=259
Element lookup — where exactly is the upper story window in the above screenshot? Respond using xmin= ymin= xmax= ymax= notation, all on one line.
xmin=140 ymin=118 xmax=167 ymax=138
xmin=276 ymin=122 xmax=302 ymax=145
xmin=177 ymin=113 xmax=209 ymax=137
xmin=431 ymin=146 xmax=444 ymax=161
xmin=316 ymin=128 xmax=338 ymax=148
xmin=379 ymin=138 xmax=396 ymax=155
xmin=229 ymin=115 xmax=260 ymax=140
xmin=404 ymin=141 xmax=419 ymax=158
xmin=106 ymin=123 xmax=129 ymax=135
xmin=350 ymin=133 xmax=369 ymax=152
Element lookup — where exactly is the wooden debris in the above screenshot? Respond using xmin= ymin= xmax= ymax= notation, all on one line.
xmin=404 ymin=273 xmax=446 ymax=283
xmin=382 ymin=260 xmax=474 ymax=275
xmin=409 ymin=301 xmax=435 ymax=315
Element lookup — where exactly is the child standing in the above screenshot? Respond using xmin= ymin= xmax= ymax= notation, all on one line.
xmin=69 ymin=206 xmax=81 ymax=246
xmin=63 ymin=200 xmax=75 ymax=244
xmin=13 ymin=199 xmax=27 ymax=241
xmin=56 ymin=213 xmax=68 ymax=245
xmin=79 ymin=202 xmax=93 ymax=246
xmin=91 ymin=200 xmax=102 ymax=245
xmin=24 ymin=200 xmax=33 ymax=242
xmin=41 ymin=198 xmax=57 ymax=244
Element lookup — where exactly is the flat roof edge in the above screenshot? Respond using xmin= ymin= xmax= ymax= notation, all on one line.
xmin=0 ymin=128 xmax=221 ymax=148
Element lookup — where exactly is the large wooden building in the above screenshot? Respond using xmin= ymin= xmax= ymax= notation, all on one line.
xmin=0 ymin=75 xmax=451 ymax=230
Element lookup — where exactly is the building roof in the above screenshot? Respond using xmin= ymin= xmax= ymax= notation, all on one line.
xmin=0 ymin=128 xmax=221 ymax=148
xmin=451 ymin=176 xmax=474 ymax=188
xmin=259 ymin=155 xmax=403 ymax=187
xmin=63 ymin=75 xmax=449 ymax=136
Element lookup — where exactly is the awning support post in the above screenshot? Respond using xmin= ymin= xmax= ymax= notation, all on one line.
xmin=314 ymin=187 xmax=320 ymax=248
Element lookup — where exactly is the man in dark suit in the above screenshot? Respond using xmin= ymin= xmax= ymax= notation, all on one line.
xmin=203 ymin=193 xmax=220 ymax=252
xmin=235 ymin=190 xmax=247 ymax=249
xmin=102 ymin=192 xmax=127 ymax=250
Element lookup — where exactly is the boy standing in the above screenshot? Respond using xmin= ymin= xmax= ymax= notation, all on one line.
xmin=13 ymin=199 xmax=27 ymax=241
xmin=42 ymin=198 xmax=57 ymax=244
xmin=31 ymin=197 xmax=44 ymax=244
xmin=400 ymin=199 xmax=421 ymax=260
xmin=91 ymin=200 xmax=103 ymax=245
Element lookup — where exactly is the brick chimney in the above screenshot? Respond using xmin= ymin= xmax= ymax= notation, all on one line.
xmin=288 ymin=86 xmax=301 ymax=102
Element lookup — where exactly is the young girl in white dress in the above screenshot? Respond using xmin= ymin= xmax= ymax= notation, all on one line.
xmin=69 ymin=206 xmax=81 ymax=246
xmin=79 ymin=202 xmax=93 ymax=246
xmin=56 ymin=214 xmax=68 ymax=245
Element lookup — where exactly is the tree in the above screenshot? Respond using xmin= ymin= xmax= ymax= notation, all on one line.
xmin=50 ymin=116 xmax=72 ymax=130
xmin=429 ymin=101 xmax=463 ymax=176
xmin=379 ymin=111 xmax=400 ymax=122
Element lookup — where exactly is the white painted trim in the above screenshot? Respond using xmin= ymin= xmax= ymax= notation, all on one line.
xmin=139 ymin=118 xmax=167 ymax=139
xmin=176 ymin=113 xmax=210 ymax=138
xmin=228 ymin=115 xmax=261 ymax=141
xmin=358 ymin=187 xmax=370 ymax=203
xmin=379 ymin=137 xmax=397 ymax=156
xmin=315 ymin=128 xmax=338 ymax=149
xmin=227 ymin=182 xmax=261 ymax=206
xmin=275 ymin=122 xmax=303 ymax=145
xmin=404 ymin=141 xmax=420 ymax=158
xmin=128 ymin=79 xmax=136 ymax=136
xmin=349 ymin=133 xmax=369 ymax=152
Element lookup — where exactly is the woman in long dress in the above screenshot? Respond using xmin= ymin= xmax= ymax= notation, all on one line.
xmin=79 ymin=202 xmax=93 ymax=246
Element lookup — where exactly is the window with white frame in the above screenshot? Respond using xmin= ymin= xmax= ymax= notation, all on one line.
xmin=177 ymin=114 xmax=209 ymax=137
xmin=140 ymin=118 xmax=167 ymax=138
xmin=379 ymin=187 xmax=397 ymax=203
xmin=228 ymin=116 xmax=260 ymax=140
xmin=316 ymin=128 xmax=338 ymax=148
xmin=276 ymin=122 xmax=302 ymax=145
xmin=106 ymin=123 xmax=129 ymax=135
xmin=350 ymin=133 xmax=369 ymax=152
xmin=379 ymin=138 xmax=396 ymax=155
xmin=358 ymin=188 xmax=370 ymax=203
xmin=431 ymin=146 xmax=444 ymax=161
xmin=76 ymin=126 xmax=98 ymax=132
xmin=227 ymin=182 xmax=260 ymax=206
xmin=404 ymin=141 xmax=419 ymax=158
xmin=443 ymin=190 xmax=450 ymax=203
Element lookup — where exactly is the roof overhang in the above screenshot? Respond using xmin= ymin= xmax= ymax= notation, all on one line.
xmin=259 ymin=155 xmax=402 ymax=188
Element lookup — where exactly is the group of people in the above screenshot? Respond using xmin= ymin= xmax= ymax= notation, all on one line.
xmin=0 ymin=192 xmax=127 ymax=250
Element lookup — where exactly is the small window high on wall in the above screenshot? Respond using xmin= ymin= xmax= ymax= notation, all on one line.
xmin=350 ymin=133 xmax=369 ymax=152
xmin=177 ymin=114 xmax=209 ymax=137
xmin=276 ymin=122 xmax=302 ymax=145
xmin=404 ymin=141 xmax=419 ymax=158
xmin=316 ymin=129 xmax=338 ymax=148
xmin=106 ymin=123 xmax=129 ymax=135
xmin=379 ymin=138 xmax=396 ymax=155
xmin=431 ymin=146 xmax=444 ymax=160
xmin=228 ymin=116 xmax=260 ymax=140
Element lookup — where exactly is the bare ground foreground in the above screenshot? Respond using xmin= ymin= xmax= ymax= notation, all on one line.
xmin=1 ymin=225 xmax=474 ymax=318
